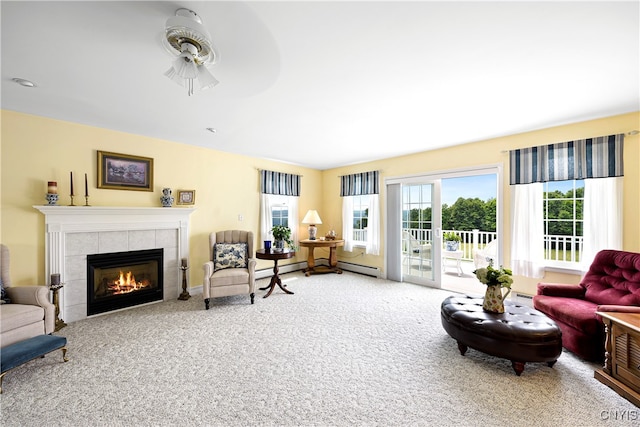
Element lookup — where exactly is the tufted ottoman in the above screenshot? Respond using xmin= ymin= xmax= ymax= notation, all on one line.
xmin=441 ymin=295 xmax=562 ymax=375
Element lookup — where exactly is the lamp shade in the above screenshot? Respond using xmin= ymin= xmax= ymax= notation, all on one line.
xmin=302 ymin=210 xmax=322 ymax=225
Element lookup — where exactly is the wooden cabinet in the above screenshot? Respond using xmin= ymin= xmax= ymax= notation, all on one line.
xmin=595 ymin=312 xmax=640 ymax=407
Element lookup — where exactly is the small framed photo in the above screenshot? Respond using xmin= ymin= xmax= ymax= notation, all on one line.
xmin=177 ymin=190 xmax=196 ymax=205
xmin=97 ymin=151 xmax=153 ymax=191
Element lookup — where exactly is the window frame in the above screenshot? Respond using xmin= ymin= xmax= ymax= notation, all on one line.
xmin=270 ymin=198 xmax=290 ymax=228
xmin=542 ymin=179 xmax=584 ymax=269
xmin=350 ymin=194 xmax=369 ymax=246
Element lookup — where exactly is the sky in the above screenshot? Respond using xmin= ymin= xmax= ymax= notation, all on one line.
xmin=441 ymin=174 xmax=497 ymax=206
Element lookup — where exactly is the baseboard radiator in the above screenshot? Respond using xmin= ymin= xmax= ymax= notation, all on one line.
xmin=511 ymin=292 xmax=534 ymax=307
xmin=336 ymin=260 xmax=380 ymax=278
xmin=255 ymin=261 xmax=307 ymax=280
xmin=255 ymin=259 xmax=380 ymax=279
xmin=197 ymin=259 xmax=379 ymax=288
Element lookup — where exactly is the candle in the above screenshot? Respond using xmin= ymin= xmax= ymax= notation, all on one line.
xmin=70 ymin=171 xmax=74 ymax=196
xmin=85 ymin=173 xmax=88 ymax=197
xmin=181 ymin=258 xmax=188 ymax=268
xmin=47 ymin=181 xmax=58 ymax=194
xmin=51 ymin=273 xmax=61 ymax=286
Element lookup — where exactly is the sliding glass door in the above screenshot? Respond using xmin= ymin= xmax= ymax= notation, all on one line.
xmin=386 ymin=165 xmax=502 ymax=289
xmin=386 ymin=179 xmax=442 ymax=287
xmin=401 ymin=182 xmax=441 ymax=286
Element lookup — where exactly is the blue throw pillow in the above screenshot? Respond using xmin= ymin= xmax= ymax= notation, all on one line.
xmin=0 ymin=277 xmax=10 ymax=304
xmin=214 ymin=243 xmax=248 ymax=271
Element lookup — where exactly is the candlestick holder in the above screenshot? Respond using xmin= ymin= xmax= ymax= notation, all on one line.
xmin=49 ymin=283 xmax=67 ymax=331
xmin=84 ymin=196 xmax=90 ymax=206
xmin=69 ymin=195 xmax=76 ymax=206
xmin=178 ymin=265 xmax=191 ymax=300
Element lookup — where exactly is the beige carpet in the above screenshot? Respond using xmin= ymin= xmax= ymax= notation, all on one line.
xmin=0 ymin=271 xmax=636 ymax=426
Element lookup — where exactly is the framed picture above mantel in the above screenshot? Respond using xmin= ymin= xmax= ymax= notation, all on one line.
xmin=97 ymin=151 xmax=153 ymax=191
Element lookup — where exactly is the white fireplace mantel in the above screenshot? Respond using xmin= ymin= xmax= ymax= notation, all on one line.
xmin=34 ymin=206 xmax=195 ymax=322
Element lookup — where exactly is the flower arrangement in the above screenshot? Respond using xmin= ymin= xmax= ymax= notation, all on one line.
xmin=474 ymin=261 xmax=513 ymax=288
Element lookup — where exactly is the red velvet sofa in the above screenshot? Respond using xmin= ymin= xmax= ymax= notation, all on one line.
xmin=533 ymin=250 xmax=640 ymax=362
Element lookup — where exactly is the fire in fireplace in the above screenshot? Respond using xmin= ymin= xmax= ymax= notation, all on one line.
xmin=87 ymin=249 xmax=163 ymax=316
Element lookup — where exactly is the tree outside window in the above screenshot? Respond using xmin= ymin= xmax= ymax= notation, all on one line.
xmin=543 ymin=180 xmax=584 ymax=263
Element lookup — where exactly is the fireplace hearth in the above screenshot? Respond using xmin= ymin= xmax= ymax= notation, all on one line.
xmin=87 ymin=249 xmax=164 ymax=316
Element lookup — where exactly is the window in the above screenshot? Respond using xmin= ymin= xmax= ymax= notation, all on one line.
xmin=543 ymin=180 xmax=584 ymax=264
xmin=260 ymin=194 xmax=298 ymax=244
xmin=351 ymin=195 xmax=369 ymax=243
xmin=341 ymin=171 xmax=380 ymax=255
xmin=402 ymin=184 xmax=432 ymax=243
xmin=271 ymin=202 xmax=289 ymax=227
xmin=510 ymin=133 xmax=623 ymax=276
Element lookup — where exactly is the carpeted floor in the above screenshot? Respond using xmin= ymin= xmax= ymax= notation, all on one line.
xmin=0 ymin=271 xmax=637 ymax=426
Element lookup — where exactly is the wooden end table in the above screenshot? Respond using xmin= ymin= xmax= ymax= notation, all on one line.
xmin=299 ymin=239 xmax=344 ymax=276
xmin=256 ymin=249 xmax=295 ymax=298
xmin=594 ymin=311 xmax=640 ymax=407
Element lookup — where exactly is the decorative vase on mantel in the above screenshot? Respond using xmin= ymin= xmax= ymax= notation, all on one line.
xmin=160 ymin=188 xmax=174 ymax=207
xmin=482 ymin=284 xmax=511 ymax=313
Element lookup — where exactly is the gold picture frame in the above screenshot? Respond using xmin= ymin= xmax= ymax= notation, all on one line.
xmin=176 ymin=190 xmax=196 ymax=205
xmin=97 ymin=151 xmax=153 ymax=191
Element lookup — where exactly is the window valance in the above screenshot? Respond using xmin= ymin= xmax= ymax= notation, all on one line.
xmin=340 ymin=171 xmax=379 ymax=197
xmin=260 ymin=170 xmax=300 ymax=196
xmin=509 ymin=133 xmax=624 ymax=185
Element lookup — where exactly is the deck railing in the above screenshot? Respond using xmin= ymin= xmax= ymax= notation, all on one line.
xmin=544 ymin=235 xmax=583 ymax=263
xmin=404 ymin=229 xmax=497 ymax=261
xmin=356 ymin=228 xmax=583 ymax=263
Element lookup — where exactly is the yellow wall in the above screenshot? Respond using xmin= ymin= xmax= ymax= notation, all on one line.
xmin=2 ymin=110 xmax=639 ymax=296
xmin=322 ymin=111 xmax=640 ymax=295
xmin=0 ymin=110 xmax=322 ymax=286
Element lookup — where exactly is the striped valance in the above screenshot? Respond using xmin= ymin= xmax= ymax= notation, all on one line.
xmin=260 ymin=170 xmax=300 ymax=196
xmin=340 ymin=171 xmax=379 ymax=197
xmin=509 ymin=134 xmax=624 ymax=185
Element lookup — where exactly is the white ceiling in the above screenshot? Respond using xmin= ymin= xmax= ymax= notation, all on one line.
xmin=2 ymin=1 xmax=639 ymax=170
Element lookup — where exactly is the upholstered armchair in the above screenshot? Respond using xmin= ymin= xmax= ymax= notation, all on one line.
xmin=203 ymin=230 xmax=256 ymax=310
xmin=0 ymin=244 xmax=55 ymax=348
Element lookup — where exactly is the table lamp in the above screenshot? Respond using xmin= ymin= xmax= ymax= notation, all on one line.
xmin=302 ymin=210 xmax=322 ymax=240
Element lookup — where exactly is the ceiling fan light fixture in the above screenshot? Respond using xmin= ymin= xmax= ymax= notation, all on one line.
xmin=163 ymin=8 xmax=219 ymax=96
xmin=196 ymin=65 xmax=219 ymax=90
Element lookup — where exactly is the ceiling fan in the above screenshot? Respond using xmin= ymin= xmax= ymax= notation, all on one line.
xmin=162 ymin=8 xmax=219 ymax=96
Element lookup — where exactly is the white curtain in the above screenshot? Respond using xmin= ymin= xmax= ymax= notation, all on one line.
xmin=260 ymin=193 xmax=274 ymax=243
xmin=366 ymin=194 xmax=380 ymax=255
xmin=342 ymin=196 xmax=354 ymax=252
xmin=260 ymin=194 xmax=299 ymax=245
xmin=341 ymin=195 xmax=380 ymax=255
xmin=581 ymin=177 xmax=623 ymax=269
xmin=288 ymin=196 xmax=300 ymax=245
xmin=510 ymin=183 xmax=545 ymax=278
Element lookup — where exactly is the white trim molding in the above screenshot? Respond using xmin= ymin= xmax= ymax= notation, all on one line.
xmin=34 ymin=206 xmax=195 ymax=323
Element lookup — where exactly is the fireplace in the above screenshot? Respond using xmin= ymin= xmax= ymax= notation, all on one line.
xmin=87 ymin=249 xmax=164 ymax=316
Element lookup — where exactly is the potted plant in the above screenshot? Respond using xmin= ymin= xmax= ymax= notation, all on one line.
xmin=271 ymin=225 xmax=296 ymax=251
xmin=443 ymin=232 xmax=461 ymax=251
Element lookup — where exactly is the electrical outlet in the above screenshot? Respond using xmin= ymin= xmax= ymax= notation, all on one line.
xmin=238 ymin=214 xmax=243 ymax=222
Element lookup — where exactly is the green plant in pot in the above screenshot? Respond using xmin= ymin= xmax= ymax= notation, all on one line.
xmin=271 ymin=225 xmax=296 ymax=251
xmin=443 ymin=231 xmax=461 ymax=251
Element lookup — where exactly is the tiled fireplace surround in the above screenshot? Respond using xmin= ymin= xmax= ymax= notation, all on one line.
xmin=34 ymin=206 xmax=195 ymax=323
